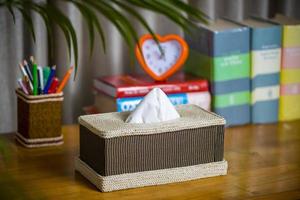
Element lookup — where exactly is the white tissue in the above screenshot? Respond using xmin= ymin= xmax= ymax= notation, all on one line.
xmin=125 ymin=88 xmax=180 ymax=123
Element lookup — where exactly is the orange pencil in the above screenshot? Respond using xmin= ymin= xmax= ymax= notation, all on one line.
xmin=56 ymin=66 xmax=74 ymax=93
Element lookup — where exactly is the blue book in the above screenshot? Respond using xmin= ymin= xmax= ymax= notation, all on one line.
xmin=240 ymin=18 xmax=282 ymax=124
xmin=185 ymin=19 xmax=251 ymax=126
xmin=94 ymin=91 xmax=211 ymax=113
xmin=116 ymin=92 xmax=211 ymax=112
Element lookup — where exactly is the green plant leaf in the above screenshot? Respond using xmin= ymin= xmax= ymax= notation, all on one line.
xmin=70 ymin=0 xmax=95 ymax=55
xmin=45 ymin=2 xmax=78 ymax=77
xmin=126 ymin=0 xmax=189 ymax=31
xmin=150 ymin=0 xmax=199 ymax=32
xmin=110 ymin=0 xmax=163 ymax=57
xmin=166 ymin=0 xmax=207 ymax=23
xmin=69 ymin=0 xmax=106 ymax=55
xmin=98 ymin=0 xmax=142 ymax=61
xmin=7 ymin=2 xmax=16 ymax=24
xmin=85 ymin=0 xmax=136 ymax=51
xmin=25 ymin=1 xmax=55 ymax=64
xmin=16 ymin=5 xmax=36 ymax=42
xmin=91 ymin=11 xmax=106 ymax=53
xmin=0 ymin=0 xmax=207 ymax=79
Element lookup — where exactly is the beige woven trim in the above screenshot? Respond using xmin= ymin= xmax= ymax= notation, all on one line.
xmin=16 ymin=89 xmax=64 ymax=103
xmin=79 ymin=105 xmax=226 ymax=139
xmin=16 ymin=137 xmax=63 ymax=148
xmin=17 ymin=94 xmax=64 ymax=103
xmin=16 ymin=133 xmax=63 ymax=148
xmin=75 ymin=157 xmax=228 ymax=192
xmin=16 ymin=132 xmax=63 ymax=142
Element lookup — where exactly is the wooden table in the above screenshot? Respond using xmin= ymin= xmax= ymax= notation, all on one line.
xmin=1 ymin=122 xmax=300 ymax=200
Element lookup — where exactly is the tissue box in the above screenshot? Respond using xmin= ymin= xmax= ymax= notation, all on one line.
xmin=16 ymin=89 xmax=64 ymax=148
xmin=75 ymin=105 xmax=227 ymax=192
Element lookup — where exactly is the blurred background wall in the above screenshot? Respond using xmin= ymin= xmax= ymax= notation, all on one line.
xmin=0 ymin=0 xmax=299 ymax=133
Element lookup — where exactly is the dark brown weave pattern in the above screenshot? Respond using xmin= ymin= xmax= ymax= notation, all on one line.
xmin=17 ymin=93 xmax=62 ymax=139
xmin=80 ymin=124 xmax=225 ymax=176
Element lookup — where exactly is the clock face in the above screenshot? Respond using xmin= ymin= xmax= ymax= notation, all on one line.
xmin=142 ymin=39 xmax=182 ymax=77
xmin=135 ymin=34 xmax=189 ymax=81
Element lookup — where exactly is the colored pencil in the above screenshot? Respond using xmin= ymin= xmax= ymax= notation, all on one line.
xmin=43 ymin=65 xmax=56 ymax=94
xmin=32 ymin=64 xmax=38 ymax=95
xmin=48 ymin=78 xmax=59 ymax=94
xmin=19 ymin=62 xmax=33 ymax=90
xmin=23 ymin=60 xmax=33 ymax=83
xmin=23 ymin=76 xmax=33 ymax=94
xmin=37 ymin=66 xmax=44 ymax=94
xmin=43 ymin=66 xmax=51 ymax=86
xmin=18 ymin=78 xmax=29 ymax=95
xmin=56 ymin=66 xmax=74 ymax=93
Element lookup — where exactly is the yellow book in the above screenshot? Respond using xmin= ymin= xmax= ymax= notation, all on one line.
xmin=280 ymin=69 xmax=300 ymax=84
xmin=273 ymin=15 xmax=300 ymax=48
xmin=279 ymin=95 xmax=300 ymax=121
xmin=283 ymin=24 xmax=300 ymax=48
xmin=272 ymin=14 xmax=300 ymax=121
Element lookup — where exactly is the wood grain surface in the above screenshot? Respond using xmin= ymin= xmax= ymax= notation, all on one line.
xmin=0 ymin=121 xmax=300 ymax=200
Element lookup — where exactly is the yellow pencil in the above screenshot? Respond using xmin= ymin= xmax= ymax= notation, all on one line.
xmin=56 ymin=66 xmax=74 ymax=93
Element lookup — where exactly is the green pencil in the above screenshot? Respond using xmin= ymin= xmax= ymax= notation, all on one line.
xmin=43 ymin=66 xmax=51 ymax=86
xmin=33 ymin=63 xmax=38 ymax=95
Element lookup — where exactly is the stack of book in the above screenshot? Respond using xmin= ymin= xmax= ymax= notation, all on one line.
xmin=87 ymin=15 xmax=300 ymax=125
xmin=185 ymin=15 xmax=300 ymax=125
xmin=92 ymin=73 xmax=211 ymax=113
xmin=185 ymin=19 xmax=251 ymax=126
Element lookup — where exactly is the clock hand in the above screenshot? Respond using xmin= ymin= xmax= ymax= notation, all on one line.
xmin=158 ymin=44 xmax=165 ymax=58
xmin=159 ymin=51 xmax=166 ymax=61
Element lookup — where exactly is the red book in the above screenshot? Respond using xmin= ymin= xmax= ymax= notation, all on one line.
xmin=93 ymin=73 xmax=209 ymax=98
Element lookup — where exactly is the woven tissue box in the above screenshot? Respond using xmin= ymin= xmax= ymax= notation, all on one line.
xmin=75 ymin=104 xmax=227 ymax=192
xmin=16 ymin=89 xmax=64 ymax=148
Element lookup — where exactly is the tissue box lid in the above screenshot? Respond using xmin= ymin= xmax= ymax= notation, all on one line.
xmin=78 ymin=104 xmax=225 ymax=139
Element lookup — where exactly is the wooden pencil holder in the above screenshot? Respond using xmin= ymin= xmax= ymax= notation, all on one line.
xmin=15 ymin=89 xmax=64 ymax=148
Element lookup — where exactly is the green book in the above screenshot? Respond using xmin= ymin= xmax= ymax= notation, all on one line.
xmin=184 ymin=19 xmax=251 ymax=126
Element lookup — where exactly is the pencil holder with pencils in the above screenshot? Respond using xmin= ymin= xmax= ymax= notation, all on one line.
xmin=15 ymin=56 xmax=74 ymax=148
xmin=15 ymin=89 xmax=64 ymax=148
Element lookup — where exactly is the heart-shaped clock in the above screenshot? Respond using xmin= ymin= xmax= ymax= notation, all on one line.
xmin=135 ymin=34 xmax=189 ymax=81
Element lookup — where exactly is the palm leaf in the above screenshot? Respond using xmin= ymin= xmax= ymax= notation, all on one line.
xmin=45 ymin=2 xmax=78 ymax=77
xmin=71 ymin=0 xmax=95 ymax=54
xmin=28 ymin=2 xmax=55 ymax=61
xmin=110 ymin=0 xmax=163 ymax=56
xmin=15 ymin=5 xmax=36 ymax=42
xmin=166 ymin=0 xmax=207 ymax=23
xmin=85 ymin=0 xmax=136 ymax=51
xmin=126 ymin=0 xmax=189 ymax=31
xmin=98 ymin=0 xmax=143 ymax=57
xmin=69 ymin=0 xmax=106 ymax=54
xmin=91 ymin=11 xmax=106 ymax=53
xmin=0 ymin=0 xmax=207 ymax=78
xmin=7 ymin=2 xmax=16 ymax=24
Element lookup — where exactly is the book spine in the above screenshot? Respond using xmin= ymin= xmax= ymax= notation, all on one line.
xmin=185 ymin=25 xmax=251 ymax=126
xmin=251 ymin=25 xmax=281 ymax=124
xmin=107 ymin=81 xmax=208 ymax=98
xmin=279 ymin=24 xmax=300 ymax=121
xmin=116 ymin=92 xmax=211 ymax=112
xmin=212 ymin=28 xmax=251 ymax=126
